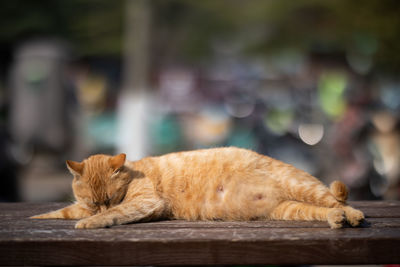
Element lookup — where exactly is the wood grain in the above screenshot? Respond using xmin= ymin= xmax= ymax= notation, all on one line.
xmin=0 ymin=201 xmax=399 ymax=265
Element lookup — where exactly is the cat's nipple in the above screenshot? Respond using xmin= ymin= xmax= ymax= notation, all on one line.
xmin=254 ymin=193 xmax=264 ymax=201
xmin=217 ymin=185 xmax=225 ymax=199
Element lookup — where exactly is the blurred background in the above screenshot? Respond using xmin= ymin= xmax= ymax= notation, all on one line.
xmin=0 ymin=0 xmax=400 ymax=202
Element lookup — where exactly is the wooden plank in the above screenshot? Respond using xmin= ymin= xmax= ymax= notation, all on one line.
xmin=2 ymin=201 xmax=400 ymax=219
xmin=1 ymin=201 xmax=399 ymax=220
xmin=350 ymin=201 xmax=400 ymax=218
xmin=350 ymin=200 xmax=400 ymax=208
xmin=1 ymin=220 xmax=399 ymax=241
xmin=1 ymin=202 xmax=399 ymax=239
xmin=0 ymin=202 xmax=399 ymax=265
xmin=1 ymin=215 xmax=400 ymax=232
xmin=1 ymin=202 xmax=400 ymax=234
xmin=0 ymin=234 xmax=399 ymax=265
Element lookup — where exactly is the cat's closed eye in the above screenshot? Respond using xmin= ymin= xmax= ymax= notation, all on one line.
xmin=111 ymin=170 xmax=121 ymax=178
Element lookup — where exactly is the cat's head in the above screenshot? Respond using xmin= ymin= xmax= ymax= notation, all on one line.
xmin=66 ymin=153 xmax=131 ymax=213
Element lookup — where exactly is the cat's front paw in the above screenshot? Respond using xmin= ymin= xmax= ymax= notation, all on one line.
xmin=75 ymin=217 xmax=109 ymax=229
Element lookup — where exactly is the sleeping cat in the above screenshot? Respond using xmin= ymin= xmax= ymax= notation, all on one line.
xmin=31 ymin=147 xmax=364 ymax=229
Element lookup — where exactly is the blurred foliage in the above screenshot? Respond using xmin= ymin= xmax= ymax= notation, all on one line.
xmin=0 ymin=0 xmax=399 ymax=72
xmin=0 ymin=0 xmax=123 ymax=56
xmin=318 ymin=72 xmax=347 ymax=118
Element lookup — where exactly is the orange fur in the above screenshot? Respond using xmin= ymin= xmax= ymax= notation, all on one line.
xmin=31 ymin=147 xmax=364 ymax=229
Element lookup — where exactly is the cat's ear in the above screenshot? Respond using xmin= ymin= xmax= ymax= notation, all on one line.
xmin=66 ymin=160 xmax=84 ymax=176
xmin=109 ymin=153 xmax=126 ymax=171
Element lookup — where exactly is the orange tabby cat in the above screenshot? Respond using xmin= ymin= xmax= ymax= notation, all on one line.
xmin=31 ymin=147 xmax=364 ymax=229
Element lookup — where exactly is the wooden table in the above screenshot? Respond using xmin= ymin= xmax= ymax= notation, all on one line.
xmin=0 ymin=201 xmax=399 ymax=265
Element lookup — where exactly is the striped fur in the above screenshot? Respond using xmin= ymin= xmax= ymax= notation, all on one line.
xmin=31 ymin=147 xmax=364 ymax=229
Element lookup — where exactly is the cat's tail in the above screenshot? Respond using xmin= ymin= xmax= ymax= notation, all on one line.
xmin=329 ymin=181 xmax=348 ymax=203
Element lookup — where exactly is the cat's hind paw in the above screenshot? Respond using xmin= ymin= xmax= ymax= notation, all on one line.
xmin=343 ymin=206 xmax=364 ymax=227
xmin=327 ymin=208 xmax=345 ymax=229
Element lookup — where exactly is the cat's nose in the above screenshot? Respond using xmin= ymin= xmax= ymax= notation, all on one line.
xmin=99 ymin=205 xmax=107 ymax=212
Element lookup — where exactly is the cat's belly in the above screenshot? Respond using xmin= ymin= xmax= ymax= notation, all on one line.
xmin=149 ymin=147 xmax=283 ymax=220
xmin=166 ymin=176 xmax=282 ymax=221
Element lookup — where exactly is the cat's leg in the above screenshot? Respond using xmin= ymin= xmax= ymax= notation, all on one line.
xmin=75 ymin=197 xmax=166 ymax=229
xmin=284 ymin=178 xmax=343 ymax=208
xmin=314 ymin=181 xmax=364 ymax=226
xmin=328 ymin=181 xmax=364 ymax=226
xmin=30 ymin=203 xmax=93 ymax=219
xmin=270 ymin=200 xmax=345 ymax=229
xmin=284 ymin=178 xmax=364 ymax=226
